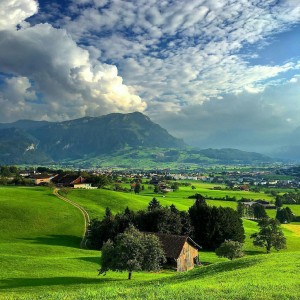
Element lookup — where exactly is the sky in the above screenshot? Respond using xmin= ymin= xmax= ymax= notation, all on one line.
xmin=0 ymin=0 xmax=300 ymax=155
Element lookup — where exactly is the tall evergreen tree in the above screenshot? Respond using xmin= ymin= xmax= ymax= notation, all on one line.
xmin=189 ymin=199 xmax=245 ymax=250
xmin=148 ymin=198 xmax=162 ymax=211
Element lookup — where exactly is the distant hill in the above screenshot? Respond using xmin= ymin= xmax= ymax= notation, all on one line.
xmin=0 ymin=112 xmax=274 ymax=166
xmin=197 ymin=148 xmax=273 ymax=164
xmin=0 ymin=120 xmax=50 ymax=130
xmin=270 ymin=126 xmax=300 ymax=161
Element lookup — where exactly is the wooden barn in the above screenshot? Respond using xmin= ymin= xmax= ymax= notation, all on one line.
xmin=154 ymin=233 xmax=201 ymax=272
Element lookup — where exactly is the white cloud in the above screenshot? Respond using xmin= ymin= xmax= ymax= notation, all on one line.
xmin=0 ymin=1 xmax=146 ymax=122
xmin=53 ymin=0 xmax=300 ymax=114
xmin=0 ymin=0 xmax=38 ymax=30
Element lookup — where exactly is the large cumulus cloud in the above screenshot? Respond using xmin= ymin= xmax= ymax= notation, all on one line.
xmin=0 ymin=0 xmax=146 ymax=122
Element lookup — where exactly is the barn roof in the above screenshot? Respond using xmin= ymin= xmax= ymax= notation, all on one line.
xmin=52 ymin=174 xmax=86 ymax=185
xmin=146 ymin=233 xmax=201 ymax=259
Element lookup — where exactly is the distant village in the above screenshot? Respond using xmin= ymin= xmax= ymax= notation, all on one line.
xmin=2 ymin=164 xmax=298 ymax=191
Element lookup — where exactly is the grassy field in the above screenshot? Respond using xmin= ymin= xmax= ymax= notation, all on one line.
xmin=66 ymin=181 xmax=275 ymax=220
xmin=1 ymin=186 xmax=300 ymax=299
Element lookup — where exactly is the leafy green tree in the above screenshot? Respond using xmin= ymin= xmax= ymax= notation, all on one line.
xmin=92 ymin=174 xmax=111 ymax=188
xmin=276 ymin=207 xmax=294 ymax=224
xmin=170 ymin=204 xmax=178 ymax=214
xmin=215 ymin=240 xmax=244 ymax=260
xmin=99 ymin=226 xmax=165 ymax=279
xmin=134 ymin=183 xmax=141 ymax=194
xmin=170 ymin=182 xmax=179 ymax=191
xmin=251 ymin=218 xmax=286 ymax=253
xmin=253 ymin=204 xmax=268 ymax=220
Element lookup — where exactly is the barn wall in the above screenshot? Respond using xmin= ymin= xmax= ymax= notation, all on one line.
xmin=176 ymin=242 xmax=198 ymax=272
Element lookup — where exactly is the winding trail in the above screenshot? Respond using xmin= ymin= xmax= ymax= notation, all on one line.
xmin=53 ymin=188 xmax=90 ymax=248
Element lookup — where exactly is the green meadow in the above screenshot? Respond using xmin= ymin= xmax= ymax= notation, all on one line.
xmin=0 ymin=185 xmax=300 ymax=299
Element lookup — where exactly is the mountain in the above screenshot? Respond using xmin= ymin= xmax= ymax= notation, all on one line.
xmin=0 ymin=112 xmax=185 ymax=164
xmin=0 ymin=120 xmax=50 ymax=130
xmin=0 ymin=128 xmax=51 ymax=164
xmin=28 ymin=112 xmax=185 ymax=160
xmin=0 ymin=112 xmax=274 ymax=166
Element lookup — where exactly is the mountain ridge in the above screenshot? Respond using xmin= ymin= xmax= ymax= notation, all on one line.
xmin=0 ymin=112 xmax=274 ymax=166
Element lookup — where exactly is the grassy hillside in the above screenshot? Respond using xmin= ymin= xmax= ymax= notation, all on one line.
xmin=66 ymin=187 xmax=300 ymax=253
xmin=25 ymin=252 xmax=300 ymax=300
xmin=1 ymin=186 xmax=300 ymax=299
xmin=65 ymin=182 xmax=274 ymax=220
xmin=0 ymin=187 xmax=171 ymax=299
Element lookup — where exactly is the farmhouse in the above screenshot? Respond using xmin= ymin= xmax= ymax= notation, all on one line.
xmin=33 ymin=174 xmax=56 ymax=185
xmin=52 ymin=174 xmax=94 ymax=189
xmin=154 ymin=233 xmax=201 ymax=272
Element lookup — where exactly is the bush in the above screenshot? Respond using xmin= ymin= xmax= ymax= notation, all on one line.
xmin=216 ymin=240 xmax=244 ymax=260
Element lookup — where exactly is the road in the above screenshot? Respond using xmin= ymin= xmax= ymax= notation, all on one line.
xmin=53 ymin=188 xmax=90 ymax=248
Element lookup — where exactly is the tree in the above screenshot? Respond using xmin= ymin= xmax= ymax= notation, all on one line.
xmin=179 ymin=211 xmax=192 ymax=235
xmin=275 ymin=196 xmax=283 ymax=208
xmin=87 ymin=207 xmax=116 ymax=249
xmin=189 ymin=199 xmax=245 ymax=250
xmin=99 ymin=226 xmax=166 ymax=279
xmin=134 ymin=183 xmax=141 ymax=194
xmin=170 ymin=182 xmax=179 ymax=191
xmin=137 ymin=206 xmax=182 ymax=235
xmin=147 ymin=198 xmax=161 ymax=211
xmin=215 ymin=240 xmax=244 ymax=260
xmin=237 ymin=202 xmax=245 ymax=218
xmin=154 ymin=185 xmax=160 ymax=193
xmin=253 ymin=204 xmax=268 ymax=220
xmin=276 ymin=207 xmax=294 ymax=224
xmin=195 ymin=193 xmax=206 ymax=204
xmin=93 ymin=174 xmax=111 ymax=188
xmin=251 ymin=218 xmax=286 ymax=253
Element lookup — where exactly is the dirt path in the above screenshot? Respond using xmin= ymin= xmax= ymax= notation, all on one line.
xmin=53 ymin=188 xmax=90 ymax=248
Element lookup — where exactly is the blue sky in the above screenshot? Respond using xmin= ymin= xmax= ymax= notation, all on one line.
xmin=0 ymin=0 xmax=300 ymax=155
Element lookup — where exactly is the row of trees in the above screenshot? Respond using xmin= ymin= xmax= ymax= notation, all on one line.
xmin=275 ymin=192 xmax=300 ymax=205
xmin=237 ymin=202 xmax=268 ymax=220
xmin=88 ymin=198 xmax=191 ymax=249
xmin=88 ymin=195 xmax=245 ymax=251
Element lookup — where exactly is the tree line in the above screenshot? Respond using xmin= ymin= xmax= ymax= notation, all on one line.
xmin=87 ymin=194 xmax=245 ymax=251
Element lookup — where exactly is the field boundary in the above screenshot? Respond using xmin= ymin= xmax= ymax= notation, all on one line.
xmin=53 ymin=188 xmax=90 ymax=248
